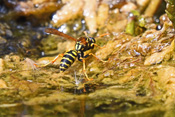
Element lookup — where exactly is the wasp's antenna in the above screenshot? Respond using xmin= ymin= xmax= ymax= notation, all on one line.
xmin=83 ymin=31 xmax=88 ymax=37
xmin=95 ymin=33 xmax=110 ymax=38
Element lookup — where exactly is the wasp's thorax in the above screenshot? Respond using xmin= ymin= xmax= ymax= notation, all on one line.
xmin=75 ymin=37 xmax=96 ymax=52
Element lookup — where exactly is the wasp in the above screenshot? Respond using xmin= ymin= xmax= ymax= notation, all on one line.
xmin=38 ymin=28 xmax=109 ymax=80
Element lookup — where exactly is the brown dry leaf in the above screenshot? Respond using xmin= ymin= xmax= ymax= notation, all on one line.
xmin=144 ymin=40 xmax=174 ymax=65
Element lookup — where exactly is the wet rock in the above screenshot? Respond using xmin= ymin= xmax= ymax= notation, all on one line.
xmin=0 ymin=36 xmax=7 ymax=44
xmin=0 ymin=23 xmax=13 ymax=37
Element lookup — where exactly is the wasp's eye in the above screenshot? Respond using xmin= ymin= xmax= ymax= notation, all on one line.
xmin=90 ymin=37 xmax=95 ymax=43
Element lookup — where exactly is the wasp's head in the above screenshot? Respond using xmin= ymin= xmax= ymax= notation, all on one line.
xmin=75 ymin=36 xmax=96 ymax=51
xmin=75 ymin=37 xmax=86 ymax=51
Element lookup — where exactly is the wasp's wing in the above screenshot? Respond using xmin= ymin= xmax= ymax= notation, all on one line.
xmin=45 ymin=28 xmax=77 ymax=42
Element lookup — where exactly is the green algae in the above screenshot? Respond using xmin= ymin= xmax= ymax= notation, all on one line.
xmin=125 ymin=10 xmax=146 ymax=36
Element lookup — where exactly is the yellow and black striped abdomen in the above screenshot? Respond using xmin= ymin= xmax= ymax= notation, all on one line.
xmin=60 ymin=50 xmax=77 ymax=72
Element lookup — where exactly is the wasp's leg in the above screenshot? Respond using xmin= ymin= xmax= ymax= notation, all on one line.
xmin=82 ymin=59 xmax=92 ymax=81
xmin=77 ymin=52 xmax=90 ymax=80
xmin=93 ymin=43 xmax=106 ymax=49
xmin=86 ymin=53 xmax=108 ymax=63
xmin=35 ymin=53 xmax=64 ymax=67
xmin=43 ymin=53 xmax=64 ymax=67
